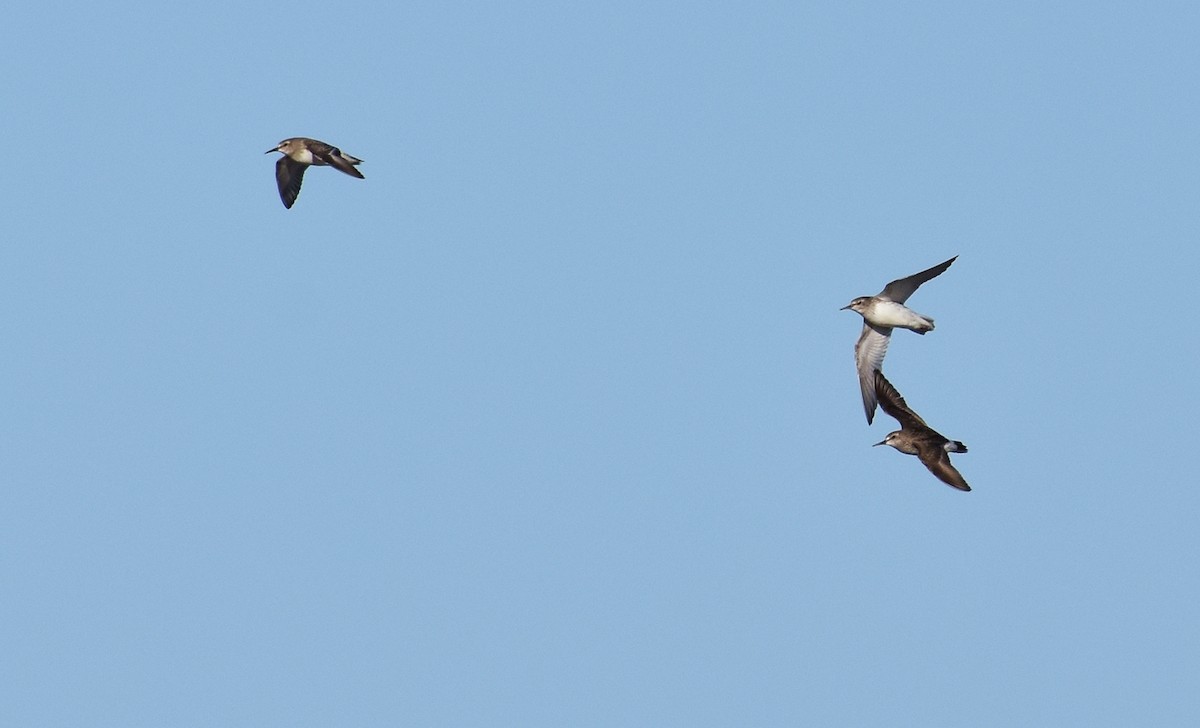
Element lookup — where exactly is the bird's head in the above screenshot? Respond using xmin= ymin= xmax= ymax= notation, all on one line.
xmin=873 ymin=432 xmax=901 ymax=448
xmin=840 ymin=297 xmax=869 ymax=313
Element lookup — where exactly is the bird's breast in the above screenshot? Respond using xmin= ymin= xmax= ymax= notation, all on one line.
xmin=865 ymin=301 xmax=927 ymax=329
xmin=288 ymin=149 xmax=316 ymax=165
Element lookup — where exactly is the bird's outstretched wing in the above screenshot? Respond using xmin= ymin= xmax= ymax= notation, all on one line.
xmin=873 ymin=369 xmax=929 ymax=430
xmin=313 ymin=145 xmax=365 ymax=179
xmin=878 ymin=256 xmax=957 ymax=303
xmin=855 ymin=325 xmax=892 ymax=424
xmin=915 ymin=443 xmax=971 ymax=491
xmin=275 ymin=156 xmax=307 ymax=209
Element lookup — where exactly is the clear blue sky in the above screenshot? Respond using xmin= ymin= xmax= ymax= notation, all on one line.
xmin=3 ymin=1 xmax=1198 ymax=725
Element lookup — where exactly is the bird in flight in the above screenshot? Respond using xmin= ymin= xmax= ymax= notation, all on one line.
xmin=266 ymin=137 xmax=364 ymax=209
xmin=842 ymin=255 xmax=957 ymax=423
xmin=872 ymin=369 xmax=971 ymax=491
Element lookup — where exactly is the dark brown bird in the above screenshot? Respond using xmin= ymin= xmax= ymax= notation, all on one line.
xmin=266 ymin=137 xmax=364 ymax=209
xmin=872 ymin=369 xmax=971 ymax=491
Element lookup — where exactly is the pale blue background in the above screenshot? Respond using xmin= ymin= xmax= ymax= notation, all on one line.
xmin=3 ymin=2 xmax=1197 ymax=725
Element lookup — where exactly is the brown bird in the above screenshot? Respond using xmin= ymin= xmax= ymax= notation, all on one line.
xmin=872 ymin=369 xmax=971 ymax=491
xmin=266 ymin=137 xmax=364 ymax=209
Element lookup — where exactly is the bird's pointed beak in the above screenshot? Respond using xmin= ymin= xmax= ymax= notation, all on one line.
xmin=839 ymin=305 xmax=851 ymax=311
xmin=872 ymin=440 xmax=887 ymax=447
xmin=265 ymin=148 xmax=277 ymax=154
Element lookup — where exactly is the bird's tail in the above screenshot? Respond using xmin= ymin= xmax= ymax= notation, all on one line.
xmin=907 ymin=313 xmax=935 ymax=334
xmin=946 ymin=440 xmax=967 ymax=453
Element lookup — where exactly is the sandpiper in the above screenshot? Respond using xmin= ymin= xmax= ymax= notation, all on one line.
xmin=842 ymin=255 xmax=957 ymax=424
xmin=265 ymin=137 xmax=364 ymax=209
xmin=872 ymin=369 xmax=970 ymax=491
